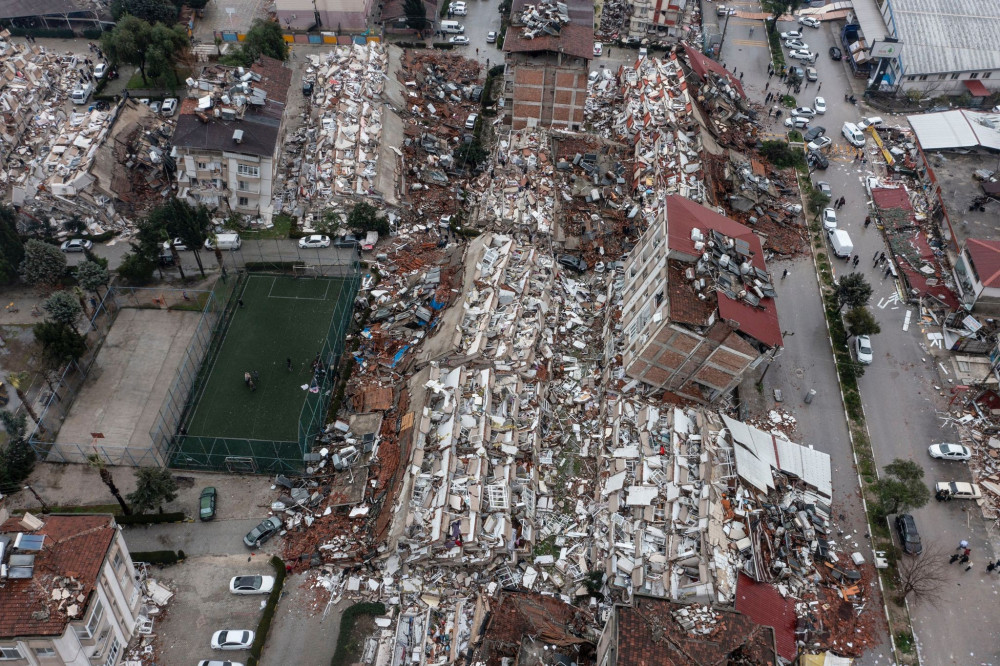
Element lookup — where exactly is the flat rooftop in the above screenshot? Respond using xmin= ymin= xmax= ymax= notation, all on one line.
xmin=926 ymin=151 xmax=1000 ymax=249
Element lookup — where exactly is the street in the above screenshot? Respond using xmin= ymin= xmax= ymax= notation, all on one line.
xmin=723 ymin=6 xmax=1000 ymax=663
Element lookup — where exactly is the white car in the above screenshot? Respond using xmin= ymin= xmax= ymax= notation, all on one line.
xmin=229 ymin=575 xmax=276 ymax=595
xmin=807 ymin=136 xmax=832 ymax=151
xmin=780 ymin=30 xmax=802 ymax=40
xmin=792 ymin=106 xmax=816 ymax=118
xmin=784 ymin=116 xmax=809 ymax=129
xmin=198 ymin=662 xmax=245 ymax=666
xmin=211 ymin=630 xmax=255 ymax=650
xmin=821 ymin=207 xmax=837 ymax=230
xmin=94 ymin=63 xmax=107 ymax=79
xmin=784 ymin=40 xmax=809 ymax=50
xmin=813 ymin=96 xmax=826 ymax=114
xmin=465 ymin=113 xmax=478 ymax=129
xmin=298 ymin=234 xmax=331 ymax=249
xmin=789 ymin=49 xmax=816 ymax=61
xmin=449 ymin=1 xmax=465 ymax=9
xmin=593 ymin=42 xmax=603 ymax=57
xmin=854 ymin=334 xmax=873 ymax=364
xmin=149 ymin=100 xmax=162 ymax=114
xmin=161 ymin=98 xmax=178 ymax=116
xmin=799 ymin=16 xmax=821 ymax=28
xmin=449 ymin=35 xmax=469 ymax=45
xmin=60 ymin=239 xmax=93 ymax=253
xmin=486 ymin=31 xmax=497 ymax=43
xmin=928 ymin=443 xmax=971 ymax=461
xmin=162 ymin=237 xmax=188 ymax=251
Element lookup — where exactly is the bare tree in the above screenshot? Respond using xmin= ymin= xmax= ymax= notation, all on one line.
xmin=896 ymin=544 xmax=950 ymax=605
xmin=87 ymin=454 xmax=132 ymax=515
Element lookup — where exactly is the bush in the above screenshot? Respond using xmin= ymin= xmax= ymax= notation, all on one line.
xmin=82 ymin=27 xmax=106 ymax=39
xmin=244 ymin=261 xmax=305 ymax=271
xmin=115 ymin=511 xmax=185 ymax=525
xmin=129 ymin=549 xmax=184 ymax=565
xmin=432 ymin=42 xmax=455 ymax=50
xmin=246 ymin=556 xmax=287 ymax=666
xmin=331 ymin=602 xmax=387 ymax=666
xmin=489 ymin=64 xmax=506 ymax=78
xmin=759 ymin=140 xmax=805 ymax=170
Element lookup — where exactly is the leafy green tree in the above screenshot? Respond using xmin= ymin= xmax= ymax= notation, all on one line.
xmin=806 ymin=184 xmax=831 ymax=215
xmin=127 ymin=467 xmax=178 ymax=513
xmin=845 ymin=306 xmax=882 ymax=338
xmin=19 ymin=239 xmax=67 ymax=288
xmin=837 ymin=273 xmax=873 ymax=312
xmin=148 ymin=199 xmax=211 ymax=277
xmin=348 ymin=202 xmax=389 ymax=235
xmin=759 ymin=140 xmax=804 ymax=169
xmin=42 ymin=291 xmax=83 ymax=332
xmin=0 ymin=205 xmax=25 ymax=284
xmin=102 ymin=16 xmax=186 ymax=85
xmin=235 ymin=19 xmax=288 ymax=65
xmin=145 ymin=23 xmax=189 ymax=83
xmin=75 ymin=261 xmax=110 ymax=300
xmin=117 ymin=251 xmax=157 ymax=285
xmin=872 ymin=458 xmax=930 ymax=517
xmin=0 ymin=411 xmax=35 ymax=490
xmin=33 ymin=321 xmax=88 ymax=365
xmin=455 ymin=140 xmax=488 ymax=168
xmin=111 ymin=0 xmax=178 ymax=24
xmin=404 ymin=0 xmax=429 ymax=30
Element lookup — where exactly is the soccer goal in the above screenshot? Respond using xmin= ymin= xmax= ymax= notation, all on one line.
xmin=292 ymin=264 xmax=319 ymax=278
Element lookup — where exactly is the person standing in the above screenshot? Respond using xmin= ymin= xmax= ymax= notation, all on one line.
xmin=286 ymin=357 xmax=294 ymax=372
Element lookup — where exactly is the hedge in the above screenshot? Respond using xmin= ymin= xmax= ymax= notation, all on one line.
xmin=82 ymin=28 xmax=106 ymax=39
xmin=432 ymin=42 xmax=455 ymax=50
xmin=246 ymin=556 xmax=287 ymax=666
xmin=331 ymin=602 xmax=387 ymax=666
xmin=129 ymin=549 xmax=185 ymax=565
xmin=244 ymin=261 xmax=305 ymax=271
xmin=115 ymin=511 xmax=185 ymax=525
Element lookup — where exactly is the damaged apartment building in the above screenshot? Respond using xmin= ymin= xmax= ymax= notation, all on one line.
xmin=502 ymin=0 xmax=595 ymax=130
xmin=172 ymin=56 xmax=292 ymax=221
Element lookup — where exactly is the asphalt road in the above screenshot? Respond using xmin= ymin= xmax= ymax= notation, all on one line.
xmin=440 ymin=0 xmax=504 ymax=69
xmin=123 ymin=518 xmax=268 ymax=557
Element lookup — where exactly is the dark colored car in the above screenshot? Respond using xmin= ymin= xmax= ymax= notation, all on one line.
xmin=807 ymin=150 xmax=829 ymax=170
xmin=243 ymin=516 xmax=283 ymax=548
xmin=895 ymin=514 xmax=922 ymax=555
xmin=557 ymin=254 xmax=588 ymax=273
xmin=199 ymin=487 xmax=217 ymax=521
xmin=803 ymin=125 xmax=826 ymax=142
xmin=302 ymin=80 xmax=314 ymax=96
xmin=470 ymin=85 xmax=483 ymax=102
xmin=829 ymin=46 xmax=842 ymax=61
xmin=334 ymin=235 xmax=361 ymax=250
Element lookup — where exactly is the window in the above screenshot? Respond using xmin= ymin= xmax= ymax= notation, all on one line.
xmin=76 ymin=599 xmax=104 ymax=639
xmin=238 ymin=180 xmax=249 ymax=191
xmin=112 ymin=552 xmax=124 ymax=571
xmin=951 ymin=73 xmax=960 ymax=80
xmin=0 ymin=646 xmax=23 ymax=660
xmin=189 ymin=177 xmax=198 ymax=185
xmin=984 ymin=72 xmax=992 ymax=79
xmin=238 ymin=197 xmax=250 ymax=207
xmin=939 ymin=74 xmax=947 ymax=81
xmin=34 ymin=647 xmax=56 ymax=658
xmin=918 ymin=75 xmax=928 ymax=81
xmin=237 ymin=164 xmax=259 ymax=178
xmin=906 ymin=76 xmax=915 ymax=81
xmin=103 ymin=637 xmax=120 ymax=666
xmin=970 ymin=72 xmax=979 ymax=79
xmin=197 ymin=162 xmax=207 ymax=170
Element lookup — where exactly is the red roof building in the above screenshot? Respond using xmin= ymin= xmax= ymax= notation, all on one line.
xmin=734 ymin=573 xmax=798 ymax=662
xmin=955 ymin=237 xmax=1000 ymax=312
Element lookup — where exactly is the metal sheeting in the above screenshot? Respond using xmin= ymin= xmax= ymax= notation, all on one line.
xmin=725 ymin=414 xmax=833 ymax=498
xmin=907 ymin=110 xmax=1000 ymax=150
xmin=734 ymin=444 xmax=774 ymax=493
xmin=889 ymin=0 xmax=1000 ymax=75
xmin=721 ymin=414 xmax=754 ymax=448
xmin=722 ymin=414 xmax=777 ymax=469
xmin=774 ymin=439 xmax=833 ymax=498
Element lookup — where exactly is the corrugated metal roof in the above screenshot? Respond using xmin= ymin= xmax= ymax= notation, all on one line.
xmin=734 ymin=444 xmax=774 ymax=493
xmin=907 ymin=110 xmax=1000 ymax=150
xmin=774 ymin=439 xmax=832 ymax=498
xmin=890 ymin=0 xmax=1000 ymax=75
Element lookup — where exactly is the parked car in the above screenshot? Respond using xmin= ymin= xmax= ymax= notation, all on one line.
xmin=821 ymin=207 xmax=837 ymax=230
xmin=470 ymin=85 xmax=483 ymax=102
xmin=298 ymin=234 xmax=331 ymax=249
xmin=486 ymin=31 xmax=497 ymax=43
xmin=829 ymin=46 xmax=842 ymax=60
xmin=780 ymin=30 xmax=802 ymax=40
xmin=803 ymin=126 xmax=826 ymax=142
xmin=784 ymin=116 xmax=810 ymax=129
xmin=229 ymin=575 xmax=276 ymax=595
xmin=557 ymin=254 xmax=588 ymax=273
xmin=854 ymin=334 xmax=873 ymax=364
xmin=211 ymin=630 xmax=255 ymax=650
xmin=788 ymin=66 xmax=805 ymax=80
xmin=334 ymin=234 xmax=361 ymax=249
xmin=805 ymin=67 xmax=818 ymax=82
xmin=807 ymin=135 xmax=832 ymax=152
xmin=934 ymin=481 xmax=982 ymax=501
xmin=449 ymin=35 xmax=470 ymax=45
xmin=465 ymin=113 xmax=478 ymax=129
xmin=60 ymin=239 xmax=93 ymax=253
xmin=858 ymin=116 xmax=885 ymax=130
xmin=789 ymin=49 xmax=816 ymax=61
xmin=816 ymin=181 xmax=832 ymax=197
xmin=792 ymin=106 xmax=816 ymax=118
xmin=799 ymin=16 xmax=820 ymax=28
xmin=302 ymin=80 xmax=314 ymax=97
xmin=593 ymin=42 xmax=603 ymax=57
xmin=243 ymin=516 xmax=283 ymax=548
xmin=894 ymin=514 xmax=922 ymax=555
xmin=199 ymin=487 xmax=217 ymax=521
xmin=784 ymin=39 xmax=809 ymax=50
xmin=162 ymin=238 xmax=188 ymax=251
xmin=813 ymin=96 xmax=826 ymax=114
xmin=807 ymin=150 xmax=828 ymax=169
xmin=94 ymin=63 xmax=107 ymax=79
xmin=198 ymin=661 xmax=244 ymax=666
xmin=149 ymin=100 xmax=162 ymax=114
xmin=928 ymin=443 xmax=971 ymax=461
xmin=161 ymin=98 xmax=178 ymax=116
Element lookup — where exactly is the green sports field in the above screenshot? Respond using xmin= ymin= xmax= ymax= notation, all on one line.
xmin=183 ymin=274 xmax=353 ymax=443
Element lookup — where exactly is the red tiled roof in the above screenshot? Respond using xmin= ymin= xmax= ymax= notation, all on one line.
xmin=681 ymin=42 xmax=746 ymax=98
xmin=0 ymin=515 xmax=116 ymax=638
xmin=965 ymin=238 xmax=1000 ymax=288
xmin=718 ymin=292 xmax=783 ymax=348
xmin=734 ymin=573 xmax=797 ymax=662
xmin=666 ymin=195 xmax=765 ymax=269
xmin=250 ymin=55 xmax=293 ymax=106
xmin=617 ymin=596 xmax=777 ymax=665
xmin=503 ymin=23 xmax=595 ymax=61
xmin=871 ymin=187 xmax=912 ymax=212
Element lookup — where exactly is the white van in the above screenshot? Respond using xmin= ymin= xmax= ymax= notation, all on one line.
xmin=71 ymin=83 xmax=93 ymax=105
xmin=205 ymin=233 xmax=242 ymax=250
xmin=440 ymin=20 xmax=464 ymax=34
xmin=827 ymin=228 xmax=853 ymax=258
xmin=842 ymin=122 xmax=866 ymax=147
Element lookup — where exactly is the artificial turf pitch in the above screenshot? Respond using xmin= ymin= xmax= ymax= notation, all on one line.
xmin=183 ymin=274 xmax=351 ymax=443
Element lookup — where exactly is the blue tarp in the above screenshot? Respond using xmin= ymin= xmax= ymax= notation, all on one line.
xmin=391 ymin=345 xmax=410 ymax=368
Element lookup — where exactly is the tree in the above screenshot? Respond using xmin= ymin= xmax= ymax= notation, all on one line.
xmin=759 ymin=140 xmax=805 ymax=169
xmin=126 ymin=467 xmax=178 ymax=514
xmin=403 ymin=0 xmax=428 ymax=30
xmin=117 ymin=251 xmax=157 ymax=285
xmin=837 ymin=272 xmax=873 ymax=312
xmin=455 ymin=140 xmax=488 ymax=168
xmin=111 ymin=0 xmax=178 ymax=24
xmin=148 ymin=199 xmax=211 ymax=277
xmin=896 ymin=543 xmax=949 ymax=605
xmin=75 ymin=261 xmax=110 ymax=301
xmin=19 ymin=239 xmax=67 ymax=288
xmin=102 ymin=16 xmax=186 ymax=85
xmin=0 ymin=411 xmax=35 ymax=491
xmin=806 ymin=185 xmax=831 ymax=215
xmin=87 ymin=454 xmax=131 ymax=515
xmin=872 ymin=458 xmax=930 ymax=517
xmin=33 ymin=321 xmax=87 ymax=365
xmin=43 ymin=291 xmax=83 ymax=332
xmin=0 ymin=205 xmax=24 ymax=285
xmin=7 ymin=372 xmax=41 ymax=430
xmin=145 ymin=22 xmax=189 ymax=83
xmin=236 ymin=19 xmax=288 ymax=65
xmin=845 ymin=306 xmax=882 ymax=338
xmin=348 ymin=202 xmax=390 ymax=235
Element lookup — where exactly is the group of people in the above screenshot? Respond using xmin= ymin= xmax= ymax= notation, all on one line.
xmin=948 ymin=540 xmax=1000 ymax=572
xmin=243 ymin=370 xmax=260 ymax=392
